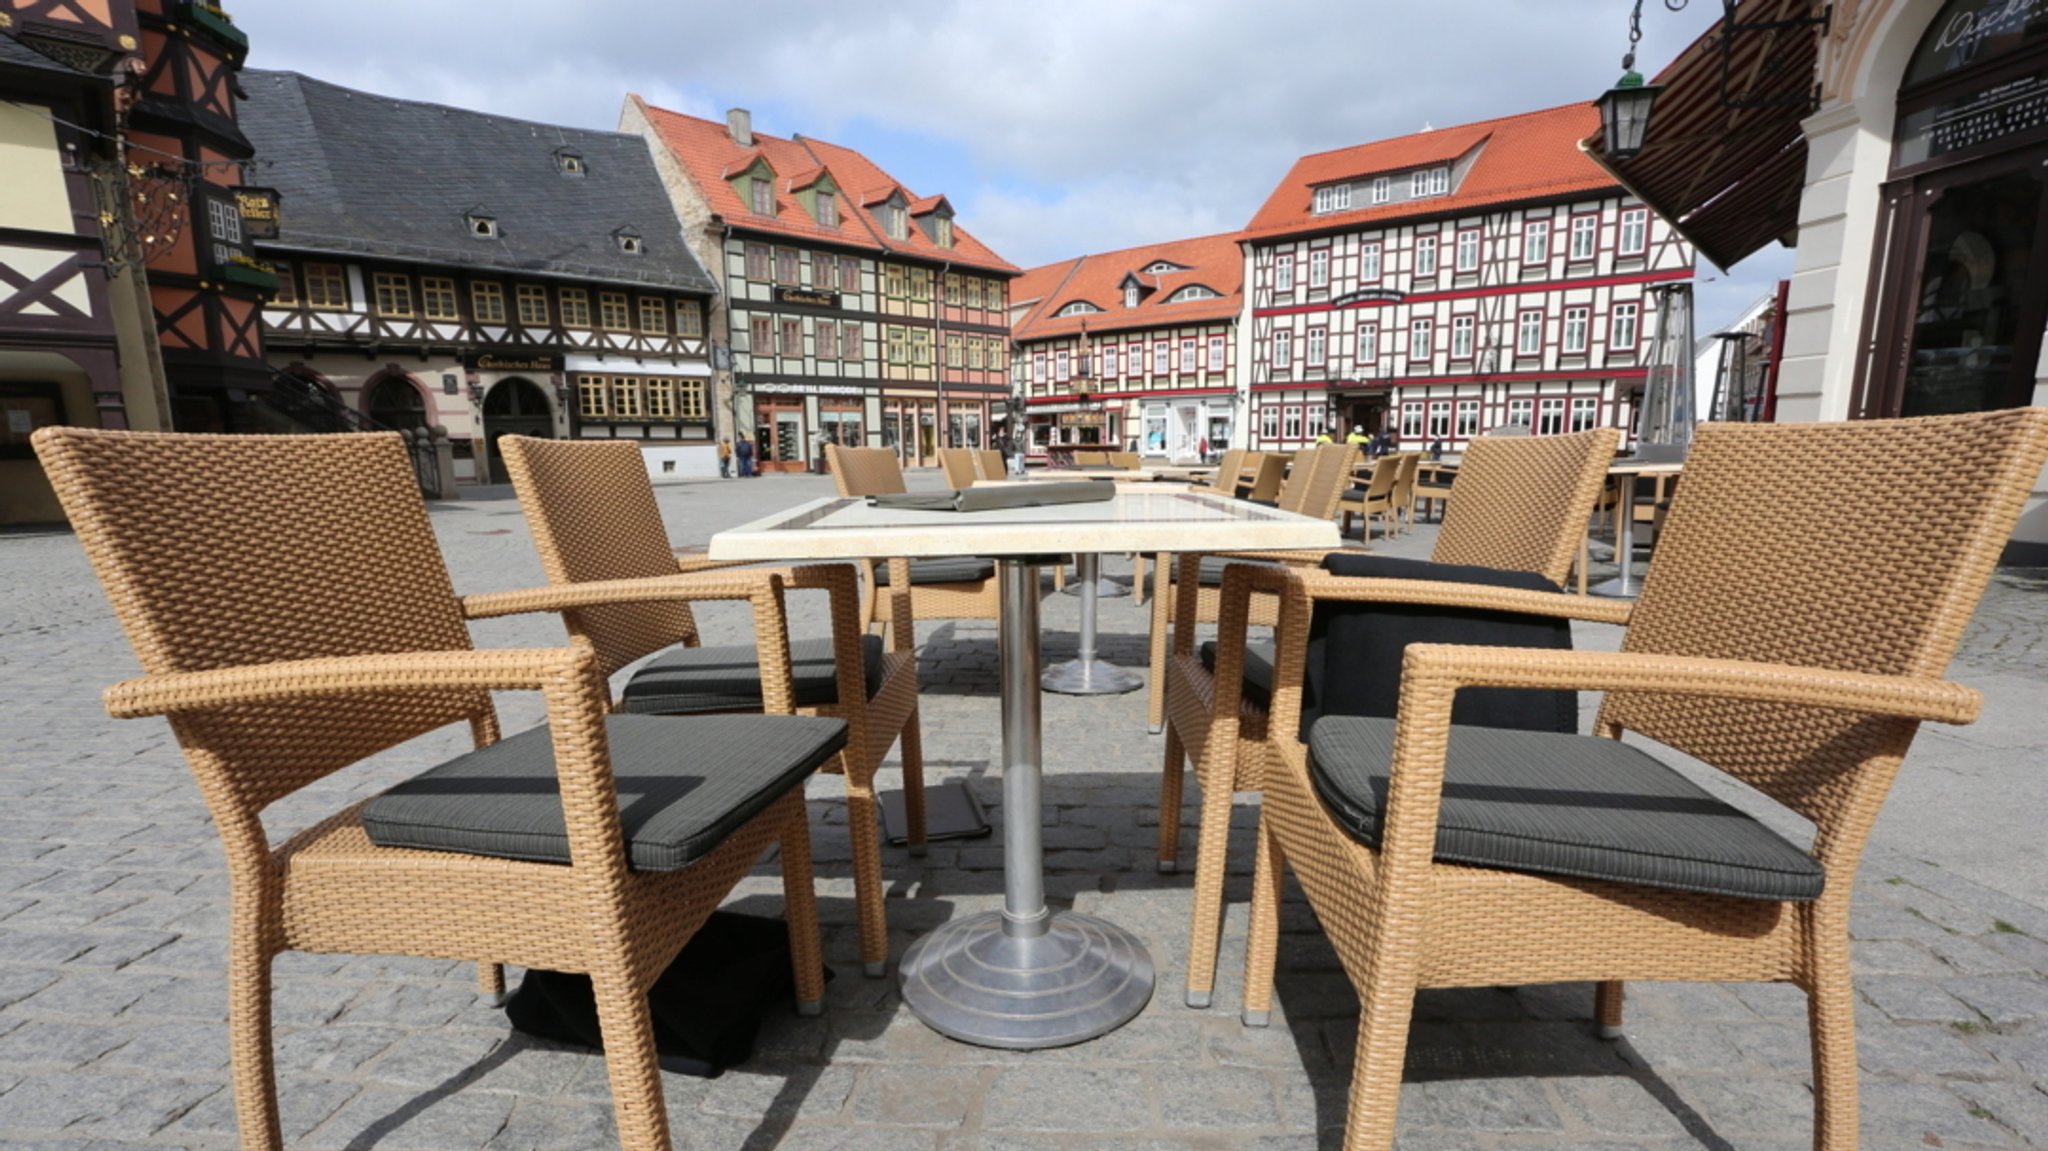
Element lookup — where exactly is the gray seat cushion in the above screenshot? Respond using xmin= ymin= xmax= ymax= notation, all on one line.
xmin=874 ymin=557 xmax=996 ymax=586
xmin=1169 ymin=554 xmax=1279 ymax=587
xmin=620 ymin=635 xmax=885 ymax=716
xmin=1198 ymin=638 xmax=1275 ymax=708
xmin=1307 ymin=716 xmax=1824 ymax=902
xmin=362 ymin=714 xmax=848 ymax=871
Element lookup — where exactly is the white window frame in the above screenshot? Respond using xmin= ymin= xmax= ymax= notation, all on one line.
xmin=1309 ymin=249 xmax=1330 ymax=288
xmin=1154 ymin=340 xmax=1170 ymax=372
xmin=1429 ymin=166 xmax=1449 ymax=195
xmin=1517 ymin=310 xmax=1544 ymax=355
xmin=1400 ymin=402 xmax=1424 ymax=438
xmin=1612 ymin=301 xmax=1640 ymax=351
xmin=1100 ymin=345 xmax=1118 ymax=377
xmin=1455 ymin=399 xmax=1480 ymax=438
xmin=1179 ymin=338 xmax=1197 ymax=373
xmin=1360 ymin=241 xmax=1382 ymax=282
xmin=1508 ymin=397 xmax=1534 ymax=429
xmin=1570 ymin=214 xmax=1598 ymax=261
xmin=1427 ymin=402 xmax=1452 ymax=440
xmin=1283 ymin=405 xmax=1303 ymax=440
xmin=1055 ymin=348 xmax=1071 ymax=382
xmin=1274 ymin=253 xmax=1295 ymax=292
xmin=1410 ymin=170 xmax=1429 ymax=197
xmin=1207 ymin=335 xmax=1226 ymax=371
xmin=1570 ymin=395 xmax=1600 ymax=432
xmin=1273 ymin=329 xmax=1293 ymax=369
xmin=1563 ymin=306 xmax=1590 ymax=354
xmin=1523 ymin=218 xmax=1550 ymax=265
xmin=1371 ymin=176 xmax=1390 ymax=204
xmin=1620 ymin=207 xmax=1649 ymax=255
xmin=1455 ymin=229 xmax=1480 ymax=272
xmin=1357 ymin=322 xmax=1379 ymax=362
xmin=1307 ymin=326 xmax=1327 ymax=367
xmin=1259 ymin=403 xmax=1279 ymax=440
xmin=1451 ymin=314 xmax=1475 ymax=358
xmin=1538 ymin=397 xmax=1566 ymax=435
xmin=1415 ymin=234 xmax=1437 ymax=277
xmin=1409 ymin=317 xmax=1433 ymax=361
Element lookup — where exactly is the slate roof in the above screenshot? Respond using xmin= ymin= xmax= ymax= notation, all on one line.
xmin=0 ymin=31 xmax=97 ymax=77
xmin=1012 ymin=232 xmax=1245 ymax=342
xmin=632 ymin=97 xmax=1018 ymax=276
xmin=238 ymin=71 xmax=715 ymax=293
xmin=1243 ymin=102 xmax=1618 ymax=242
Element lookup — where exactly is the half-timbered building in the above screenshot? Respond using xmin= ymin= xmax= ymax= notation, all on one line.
xmin=1009 ymin=233 xmax=1244 ymax=463
xmin=240 ymin=72 xmax=719 ymax=484
xmin=1240 ymin=102 xmax=1695 ymax=455
xmin=626 ymin=100 xmax=1017 ymax=472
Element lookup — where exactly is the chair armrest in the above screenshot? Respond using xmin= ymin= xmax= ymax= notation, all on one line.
xmin=104 ymin=647 xmax=595 ymax=718
xmin=1297 ymin=572 xmax=1634 ymax=626
xmin=1207 ymin=562 xmax=1314 ymax=747
xmin=675 ymin=553 xmax=763 ymax=575
xmin=460 ymin=569 xmax=784 ymax=620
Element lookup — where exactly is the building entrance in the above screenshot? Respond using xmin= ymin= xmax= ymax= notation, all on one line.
xmin=480 ymin=377 xmax=553 ymax=484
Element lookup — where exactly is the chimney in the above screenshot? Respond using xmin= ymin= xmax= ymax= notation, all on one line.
xmin=726 ymin=108 xmax=753 ymax=147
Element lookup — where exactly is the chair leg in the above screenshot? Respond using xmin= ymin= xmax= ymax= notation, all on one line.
xmin=1241 ymin=817 xmax=1285 ymax=1027
xmin=900 ymin=700 xmax=928 ymax=858
xmin=1342 ymin=969 xmax=1421 ymax=1151
xmin=1146 ymin=579 xmax=1170 ymax=734
xmin=842 ymin=767 xmax=889 ymax=978
xmin=1182 ymin=763 xmax=1237 ymax=1010
xmin=588 ymin=965 xmax=672 ymax=1151
xmin=476 ymin=961 xmax=506 ymax=1003
xmin=777 ymin=792 xmax=827 ymax=1014
xmin=1156 ymin=723 xmax=1186 ymax=873
xmin=1809 ymin=966 xmax=1861 ymax=1149
xmin=225 ymin=917 xmax=281 ymax=1151
xmin=1594 ymin=980 xmax=1625 ymax=1038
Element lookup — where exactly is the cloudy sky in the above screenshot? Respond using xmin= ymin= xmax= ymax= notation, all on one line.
xmin=230 ymin=0 xmax=1794 ymax=329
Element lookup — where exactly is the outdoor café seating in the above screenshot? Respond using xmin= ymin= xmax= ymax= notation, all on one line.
xmin=826 ymin=443 xmax=1004 ymax=636
xmin=497 ymin=434 xmax=929 ymax=970
xmin=1159 ymin=427 xmax=1619 ymax=1007
xmin=1220 ymin=408 xmax=2048 ymax=1151
xmin=31 ymin=427 xmax=846 ymax=1151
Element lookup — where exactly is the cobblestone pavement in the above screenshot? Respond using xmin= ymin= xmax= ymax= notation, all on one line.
xmin=2 ymin=472 xmax=2045 ymax=1150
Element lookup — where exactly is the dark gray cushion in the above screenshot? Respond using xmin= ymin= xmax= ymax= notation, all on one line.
xmin=868 ymin=482 xmax=1111 ymax=512
xmin=1307 ymin=716 xmax=1824 ymax=902
xmin=362 ymin=714 xmax=847 ymax=871
xmin=874 ymin=557 xmax=996 ymax=586
xmin=1168 ymin=554 xmax=1279 ymax=587
xmin=620 ymin=636 xmax=884 ymax=716
xmin=1198 ymin=638 xmax=1276 ymax=709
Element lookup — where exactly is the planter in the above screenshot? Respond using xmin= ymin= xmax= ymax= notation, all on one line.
xmin=178 ymin=4 xmax=248 ymax=58
xmin=220 ymin=261 xmax=277 ymax=294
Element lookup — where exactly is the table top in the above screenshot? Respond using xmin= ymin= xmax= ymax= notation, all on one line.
xmin=1606 ymin=459 xmax=1685 ymax=476
xmin=708 ymin=485 xmax=1341 ymax=561
xmin=994 ymin=469 xmax=1196 ymax=484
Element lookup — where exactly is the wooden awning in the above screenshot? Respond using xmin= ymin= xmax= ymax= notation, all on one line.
xmin=1582 ymin=0 xmax=1825 ymax=271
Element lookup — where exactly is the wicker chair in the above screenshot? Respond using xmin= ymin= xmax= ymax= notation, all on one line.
xmin=1338 ymin=453 xmax=1403 ymax=539
xmin=1228 ymin=409 xmax=2048 ymax=1151
xmin=1143 ymin=443 xmax=1360 ymax=731
xmin=1161 ymin=429 xmax=1619 ymax=1006
xmin=826 ymin=444 xmax=1003 ymax=635
xmin=1243 ymin=452 xmax=1289 ymax=501
xmin=1389 ymin=451 xmax=1422 ymax=533
xmin=33 ymin=428 xmax=838 ymax=1151
xmin=937 ymin=447 xmax=979 ymax=488
xmin=498 ymin=435 xmax=926 ymax=974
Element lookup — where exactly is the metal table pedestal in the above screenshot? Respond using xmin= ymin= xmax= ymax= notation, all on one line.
xmin=898 ymin=560 xmax=1156 ymax=1048
xmin=1042 ymin=554 xmax=1142 ymax=696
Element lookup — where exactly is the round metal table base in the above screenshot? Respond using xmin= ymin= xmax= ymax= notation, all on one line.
xmin=897 ymin=910 xmax=1156 ymax=1049
xmin=1041 ymin=657 xmax=1143 ymax=695
xmin=1061 ymin=576 xmax=1130 ymax=598
xmin=1586 ymin=575 xmax=1641 ymax=600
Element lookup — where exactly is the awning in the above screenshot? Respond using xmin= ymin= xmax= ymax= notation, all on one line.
xmin=1582 ymin=0 xmax=1824 ymax=271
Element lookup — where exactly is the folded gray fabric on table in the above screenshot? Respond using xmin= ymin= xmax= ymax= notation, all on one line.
xmin=867 ymin=482 xmax=1114 ymax=512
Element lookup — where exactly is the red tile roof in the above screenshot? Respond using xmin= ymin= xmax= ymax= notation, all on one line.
xmin=1012 ymin=232 xmax=1245 ymax=342
xmin=632 ymin=96 xmax=1018 ymax=275
xmin=1242 ymin=102 xmax=1619 ymax=241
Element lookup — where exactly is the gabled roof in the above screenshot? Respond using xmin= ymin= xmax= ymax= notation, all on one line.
xmin=0 ymin=30 xmax=96 ymax=77
xmin=238 ymin=71 xmax=716 ymax=292
xmin=632 ymin=96 xmax=1018 ymax=275
xmin=1012 ymin=231 xmax=1245 ymax=342
xmin=782 ymin=165 xmax=831 ymax=192
xmin=908 ymin=193 xmax=951 ymax=216
xmin=1243 ymin=102 xmax=1619 ymax=241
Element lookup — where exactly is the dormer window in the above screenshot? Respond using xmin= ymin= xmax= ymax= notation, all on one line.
xmin=1124 ymin=285 xmax=1140 ymax=309
xmin=467 ymin=212 xmax=498 ymax=239
xmin=555 ymin=150 xmax=585 ymax=177
xmin=1167 ymin=285 xmax=1217 ymax=303
xmin=1055 ymin=301 xmax=1101 ymax=317
xmin=1312 ymin=184 xmax=1352 ymax=214
xmin=934 ymin=215 xmax=953 ymax=248
xmin=1410 ymin=166 xmax=1450 ymax=197
xmin=885 ymin=203 xmax=907 ymax=240
xmin=614 ymin=227 xmax=643 ymax=255
xmin=815 ymin=191 xmax=838 ymax=227
xmin=1142 ymin=261 xmax=1187 ymax=274
xmin=750 ymin=177 xmax=774 ymax=215
xmin=1371 ymin=177 xmax=1390 ymax=204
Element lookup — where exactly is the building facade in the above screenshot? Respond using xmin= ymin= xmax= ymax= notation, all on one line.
xmin=627 ymin=100 xmax=1017 ymax=472
xmin=1010 ymin=233 xmax=1243 ymax=463
xmin=1590 ymin=0 xmax=2047 ymax=557
xmin=1 ymin=0 xmax=265 ymax=524
xmin=240 ymin=72 xmax=719 ymax=484
xmin=1240 ymin=103 xmax=1695 ymax=456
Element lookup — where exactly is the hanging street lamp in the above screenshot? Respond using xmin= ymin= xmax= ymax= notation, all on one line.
xmin=1597 ymin=0 xmax=1669 ymax=161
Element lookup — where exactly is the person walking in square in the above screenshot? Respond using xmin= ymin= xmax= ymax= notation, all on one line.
xmin=717 ymin=436 xmax=733 ymax=478
xmin=735 ymin=434 xmax=756 ymax=477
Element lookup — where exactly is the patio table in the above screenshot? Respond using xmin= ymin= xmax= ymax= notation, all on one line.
xmin=1588 ymin=459 xmax=1684 ymax=598
xmin=710 ymin=485 xmax=1337 ymax=1048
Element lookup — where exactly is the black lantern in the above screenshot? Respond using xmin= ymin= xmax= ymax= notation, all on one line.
xmin=1598 ymin=70 xmax=1662 ymax=161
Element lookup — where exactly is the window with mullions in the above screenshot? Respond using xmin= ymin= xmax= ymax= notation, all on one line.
xmin=1570 ymin=215 xmax=1598 ymax=261
xmin=775 ymin=248 xmax=798 ymax=284
xmin=1273 ymin=329 xmax=1293 ymax=369
xmin=676 ymin=379 xmax=707 ymax=419
xmin=1456 ymin=399 xmax=1480 ymax=438
xmin=676 ymin=299 xmax=703 ymax=338
xmin=611 ymin=377 xmax=643 ymax=418
xmin=1451 ymin=314 xmax=1475 ymax=358
xmin=1357 ymin=322 xmax=1379 ymax=361
xmin=888 ymin=327 xmax=910 ymax=365
xmin=516 ymin=285 xmax=549 ymax=327
xmin=1619 ymin=208 xmax=1648 ymax=255
xmin=1427 ymin=402 xmax=1451 ymax=440
xmin=1570 ymin=396 xmax=1600 ymax=432
xmin=1360 ymin=242 xmax=1382 ymax=281
xmin=646 ymin=379 xmax=676 ymax=419
xmin=780 ymin=318 xmax=802 ymax=357
xmin=1179 ymin=338 xmax=1197 ymax=373
xmin=577 ymin=377 xmax=607 ymax=418
xmin=597 ymin=292 xmax=629 ymax=331
xmin=1523 ymin=218 xmax=1550 ymax=265
xmin=1401 ymin=403 xmax=1423 ymax=437
xmin=1563 ymin=306 xmax=1589 ymax=354
xmin=1455 ymin=230 xmax=1480 ymax=272
xmin=1517 ymin=309 xmax=1544 ymax=355
xmin=1283 ymin=405 xmax=1303 ymax=440
xmin=559 ymin=288 xmax=590 ymax=328
xmin=1415 ymin=234 xmax=1438 ymax=277
xmin=1538 ymin=397 xmax=1565 ymax=435
xmin=1309 ymin=249 xmax=1330 ymax=288
xmin=1409 ymin=318 xmax=1433 ymax=361
xmin=1611 ymin=302 xmax=1639 ymax=351
xmin=472 ymin=282 xmax=506 ymax=324
xmin=1275 ymin=253 xmax=1295 ymax=292
xmin=817 ymin=322 xmax=839 ymax=360
xmin=373 ymin=272 xmax=413 ymax=317
xmin=1259 ymin=404 xmax=1279 ymax=440
xmin=1207 ymin=335 xmax=1225 ymax=371
xmin=303 ymin=263 xmax=347 ymax=309
xmin=1306 ymin=327 xmax=1327 ymax=367
xmin=639 ymin=298 xmax=667 ymax=335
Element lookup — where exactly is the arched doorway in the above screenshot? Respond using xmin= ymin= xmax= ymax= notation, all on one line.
xmin=366 ymin=374 xmax=428 ymax=432
xmin=481 ymin=376 xmax=554 ymax=484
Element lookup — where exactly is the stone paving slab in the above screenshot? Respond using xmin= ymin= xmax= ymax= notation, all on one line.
xmin=1 ymin=472 xmax=2044 ymax=1148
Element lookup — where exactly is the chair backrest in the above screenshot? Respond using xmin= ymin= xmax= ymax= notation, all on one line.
xmin=1279 ymin=443 xmax=1361 ymax=519
xmin=31 ymin=428 xmax=490 ymax=811
xmin=1603 ymin=409 xmax=2048 ymax=838
xmin=1392 ymin=451 xmax=1421 ymax=504
xmin=938 ymin=448 xmax=978 ymax=488
xmin=499 ymin=436 xmax=700 ymax=678
xmin=1247 ymin=452 xmax=1289 ymax=501
xmin=1208 ymin=448 xmax=1247 ymax=491
xmin=827 ymin=445 xmax=907 ymax=496
xmin=1430 ymin=428 xmax=1618 ymax=585
xmin=974 ymin=449 xmax=1005 ymax=480
xmin=1107 ymin=450 xmax=1140 ymax=470
xmin=1357 ymin=454 xmax=1401 ymax=499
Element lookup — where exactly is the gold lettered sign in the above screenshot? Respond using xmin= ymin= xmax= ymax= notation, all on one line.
xmin=466 ymin=353 xmax=563 ymax=373
xmin=775 ymin=287 xmax=841 ymax=308
xmin=235 ymin=187 xmax=280 ymax=238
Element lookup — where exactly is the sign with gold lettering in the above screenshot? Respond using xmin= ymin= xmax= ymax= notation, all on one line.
xmin=774 ymin=287 xmax=841 ymax=308
xmin=465 ymin=353 xmax=563 ymax=372
xmin=235 ymin=187 xmax=280 ymax=239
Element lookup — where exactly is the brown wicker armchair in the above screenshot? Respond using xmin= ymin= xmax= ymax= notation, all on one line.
xmin=937 ymin=446 xmax=979 ymax=488
xmin=1143 ymin=443 xmax=1359 ymax=731
xmin=33 ymin=428 xmax=839 ymax=1151
xmin=1161 ymin=428 xmax=1619 ymax=1007
xmin=1338 ymin=452 xmax=1403 ymax=540
xmin=498 ymin=436 xmax=927 ymax=974
xmin=826 ymin=444 xmax=1003 ymax=635
xmin=1228 ymin=409 xmax=2048 ymax=1151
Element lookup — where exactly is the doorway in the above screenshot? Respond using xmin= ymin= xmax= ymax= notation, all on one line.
xmin=755 ymin=402 xmax=807 ymax=472
xmin=366 ymin=375 xmax=428 ymax=432
xmin=480 ymin=377 xmax=553 ymax=484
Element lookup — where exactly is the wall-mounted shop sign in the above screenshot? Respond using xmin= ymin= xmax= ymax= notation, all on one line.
xmin=1058 ymin=411 xmax=1105 ymax=427
xmin=234 ymin=187 xmax=280 ymax=238
xmin=465 ymin=353 xmax=563 ymax=373
xmin=1332 ymin=288 xmax=1406 ymax=307
xmin=752 ymin=381 xmax=864 ymax=396
xmin=775 ymin=287 xmax=841 ymax=308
